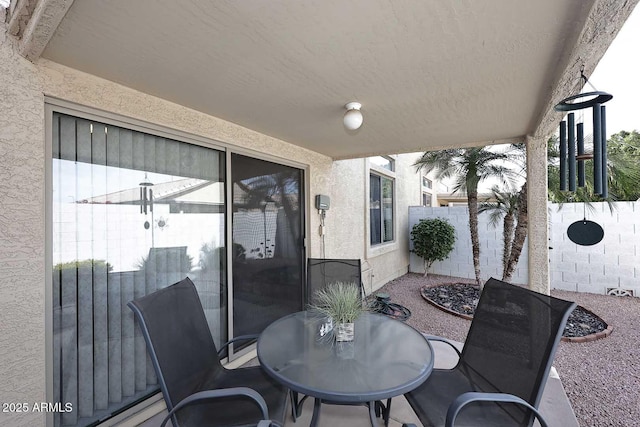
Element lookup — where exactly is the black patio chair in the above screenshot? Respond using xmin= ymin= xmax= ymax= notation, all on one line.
xmin=306 ymin=258 xmax=363 ymax=305
xmin=402 ymin=277 xmax=576 ymax=427
xmin=128 ymin=277 xmax=288 ymax=427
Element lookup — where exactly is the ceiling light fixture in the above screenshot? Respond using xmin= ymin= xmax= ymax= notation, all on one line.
xmin=343 ymin=102 xmax=363 ymax=131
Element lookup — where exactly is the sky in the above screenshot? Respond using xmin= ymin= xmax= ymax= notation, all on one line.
xmin=588 ymin=5 xmax=640 ymax=137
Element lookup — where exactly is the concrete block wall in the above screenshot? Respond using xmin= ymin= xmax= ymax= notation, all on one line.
xmin=549 ymin=201 xmax=640 ymax=296
xmin=409 ymin=201 xmax=640 ymax=296
xmin=408 ymin=206 xmax=529 ymax=285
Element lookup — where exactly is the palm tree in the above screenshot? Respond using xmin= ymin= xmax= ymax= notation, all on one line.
xmin=415 ymin=147 xmax=518 ymax=285
xmin=504 ymin=182 xmax=527 ymax=282
xmin=479 ymin=185 xmax=521 ymax=279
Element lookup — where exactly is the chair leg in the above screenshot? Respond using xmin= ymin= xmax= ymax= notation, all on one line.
xmin=310 ymin=398 xmax=322 ymax=427
xmin=290 ymin=391 xmax=311 ymax=422
xmin=290 ymin=391 xmax=298 ymax=421
xmin=368 ymin=401 xmax=378 ymax=427
xmin=384 ymin=398 xmax=392 ymax=427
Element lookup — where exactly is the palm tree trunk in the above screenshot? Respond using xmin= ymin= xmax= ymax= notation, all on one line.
xmin=467 ymin=191 xmax=482 ymax=285
xmin=504 ymin=183 xmax=528 ymax=282
xmin=502 ymin=213 xmax=515 ymax=278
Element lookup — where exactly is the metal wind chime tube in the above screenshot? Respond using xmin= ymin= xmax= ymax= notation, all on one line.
xmin=553 ymin=71 xmax=612 ymax=198
xmin=559 ymin=120 xmax=567 ymax=191
xmin=576 ymin=123 xmax=585 ymax=187
xmin=593 ymin=104 xmax=602 ymax=195
xmin=567 ymin=113 xmax=576 ymax=192
xmin=600 ymin=105 xmax=608 ymax=199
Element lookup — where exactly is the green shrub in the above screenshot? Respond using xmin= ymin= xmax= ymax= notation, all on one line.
xmin=411 ymin=218 xmax=456 ymax=276
xmin=54 ymin=259 xmax=113 ymax=272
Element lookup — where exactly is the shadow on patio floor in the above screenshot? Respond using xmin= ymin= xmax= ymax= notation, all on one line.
xmin=138 ymin=337 xmax=577 ymax=427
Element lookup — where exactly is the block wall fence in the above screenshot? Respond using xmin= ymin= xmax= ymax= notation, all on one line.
xmin=409 ymin=201 xmax=640 ymax=296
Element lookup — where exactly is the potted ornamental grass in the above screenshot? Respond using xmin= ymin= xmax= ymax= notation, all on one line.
xmin=311 ymin=281 xmax=364 ymax=341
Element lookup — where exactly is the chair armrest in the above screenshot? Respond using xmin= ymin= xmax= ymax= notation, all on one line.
xmin=423 ymin=334 xmax=463 ymax=358
xmin=160 ymin=387 xmax=269 ymax=427
xmin=217 ymin=334 xmax=260 ymax=357
xmin=445 ymin=391 xmax=549 ymax=427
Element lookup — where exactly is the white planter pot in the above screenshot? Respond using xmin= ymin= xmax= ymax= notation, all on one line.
xmin=335 ymin=322 xmax=355 ymax=342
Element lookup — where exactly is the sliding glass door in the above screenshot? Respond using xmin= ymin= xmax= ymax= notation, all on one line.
xmin=231 ymin=153 xmax=305 ymax=339
xmin=50 ymin=112 xmax=306 ymax=426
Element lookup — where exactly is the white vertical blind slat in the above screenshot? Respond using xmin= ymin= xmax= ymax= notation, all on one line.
xmin=92 ymin=124 xmax=109 ymax=411
xmin=76 ymin=119 xmax=94 ymax=418
xmin=106 ymin=126 xmax=123 ymax=404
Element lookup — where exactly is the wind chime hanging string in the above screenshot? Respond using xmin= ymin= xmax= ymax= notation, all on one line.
xmin=554 ymin=70 xmax=612 ymax=198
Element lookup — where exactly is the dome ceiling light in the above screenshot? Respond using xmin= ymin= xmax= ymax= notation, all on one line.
xmin=343 ymin=102 xmax=363 ymax=131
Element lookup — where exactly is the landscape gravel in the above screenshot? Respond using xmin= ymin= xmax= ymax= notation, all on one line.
xmin=375 ymin=273 xmax=640 ymax=427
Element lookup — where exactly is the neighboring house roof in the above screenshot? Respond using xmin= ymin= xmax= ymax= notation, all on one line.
xmin=83 ymin=178 xmax=223 ymax=205
xmin=437 ymin=192 xmax=498 ymax=206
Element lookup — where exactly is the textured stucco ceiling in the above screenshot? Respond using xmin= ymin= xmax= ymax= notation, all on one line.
xmin=42 ymin=0 xmax=600 ymax=159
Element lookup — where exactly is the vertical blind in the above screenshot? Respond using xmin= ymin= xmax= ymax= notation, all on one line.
xmin=51 ymin=113 xmax=225 ymax=426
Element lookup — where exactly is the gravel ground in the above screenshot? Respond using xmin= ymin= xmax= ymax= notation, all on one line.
xmin=375 ymin=273 xmax=640 ymax=427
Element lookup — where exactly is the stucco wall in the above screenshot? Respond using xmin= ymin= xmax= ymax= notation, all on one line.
xmin=370 ymin=154 xmax=422 ymax=290
xmin=0 ymin=31 xmax=47 ymax=427
xmin=1 ymin=29 xmax=419 ymax=426
xmin=315 ymin=154 xmax=421 ymax=294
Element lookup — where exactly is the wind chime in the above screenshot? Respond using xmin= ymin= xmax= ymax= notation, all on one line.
xmin=139 ymin=173 xmax=154 ymax=230
xmin=553 ymin=71 xmax=612 ymax=246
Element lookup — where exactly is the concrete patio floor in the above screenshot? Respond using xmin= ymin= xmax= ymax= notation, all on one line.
xmin=137 ymin=339 xmax=578 ymax=426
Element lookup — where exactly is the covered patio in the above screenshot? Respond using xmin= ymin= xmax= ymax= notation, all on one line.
xmin=139 ymin=339 xmax=578 ymax=427
xmin=1 ymin=1 xmax=638 ymax=426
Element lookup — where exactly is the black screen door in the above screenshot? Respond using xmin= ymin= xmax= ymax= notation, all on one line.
xmin=231 ymin=153 xmax=305 ymax=338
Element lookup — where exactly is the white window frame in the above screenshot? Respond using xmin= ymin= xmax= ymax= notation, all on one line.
xmin=366 ymin=156 xmax=397 ymax=258
xmin=422 ymin=191 xmax=433 ymax=206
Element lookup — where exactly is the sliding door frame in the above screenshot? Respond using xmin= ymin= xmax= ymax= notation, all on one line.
xmin=224 ymin=148 xmax=308 ymax=360
xmin=44 ymin=98 xmax=309 ymax=424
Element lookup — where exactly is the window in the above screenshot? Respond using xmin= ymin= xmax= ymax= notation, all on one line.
xmin=51 ymin=113 xmax=226 ymax=427
xmin=422 ymin=192 xmax=432 ymax=206
xmin=369 ymin=173 xmax=394 ymax=245
xmin=369 ymin=155 xmax=394 ymax=171
xmin=422 ymin=176 xmax=432 ymax=189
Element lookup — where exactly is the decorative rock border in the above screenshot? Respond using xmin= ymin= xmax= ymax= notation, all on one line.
xmin=420 ymin=286 xmax=474 ymax=321
xmin=561 ymin=305 xmax=613 ymax=343
xmin=420 ymin=284 xmax=612 ymax=343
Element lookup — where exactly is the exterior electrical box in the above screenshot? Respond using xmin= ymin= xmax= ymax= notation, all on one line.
xmin=315 ymin=194 xmax=330 ymax=210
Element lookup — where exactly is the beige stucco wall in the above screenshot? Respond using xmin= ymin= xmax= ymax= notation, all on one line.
xmin=327 ymin=154 xmax=421 ymax=294
xmin=1 ymin=27 xmax=419 ymax=426
xmin=0 ymin=29 xmax=48 ymax=427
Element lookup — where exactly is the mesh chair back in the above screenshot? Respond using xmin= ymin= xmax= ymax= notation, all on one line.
xmin=128 ymin=277 xmax=222 ymax=413
xmin=306 ymin=258 xmax=362 ymax=305
xmin=459 ymin=278 xmax=576 ymax=424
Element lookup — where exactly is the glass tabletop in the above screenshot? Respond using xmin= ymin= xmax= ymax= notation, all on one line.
xmin=257 ymin=311 xmax=434 ymax=402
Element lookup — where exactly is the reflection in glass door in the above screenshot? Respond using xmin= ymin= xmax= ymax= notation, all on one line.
xmin=231 ymin=154 xmax=305 ymax=339
xmin=51 ymin=113 xmax=226 ymax=426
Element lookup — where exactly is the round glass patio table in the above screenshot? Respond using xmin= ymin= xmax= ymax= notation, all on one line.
xmin=257 ymin=311 xmax=434 ymax=427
